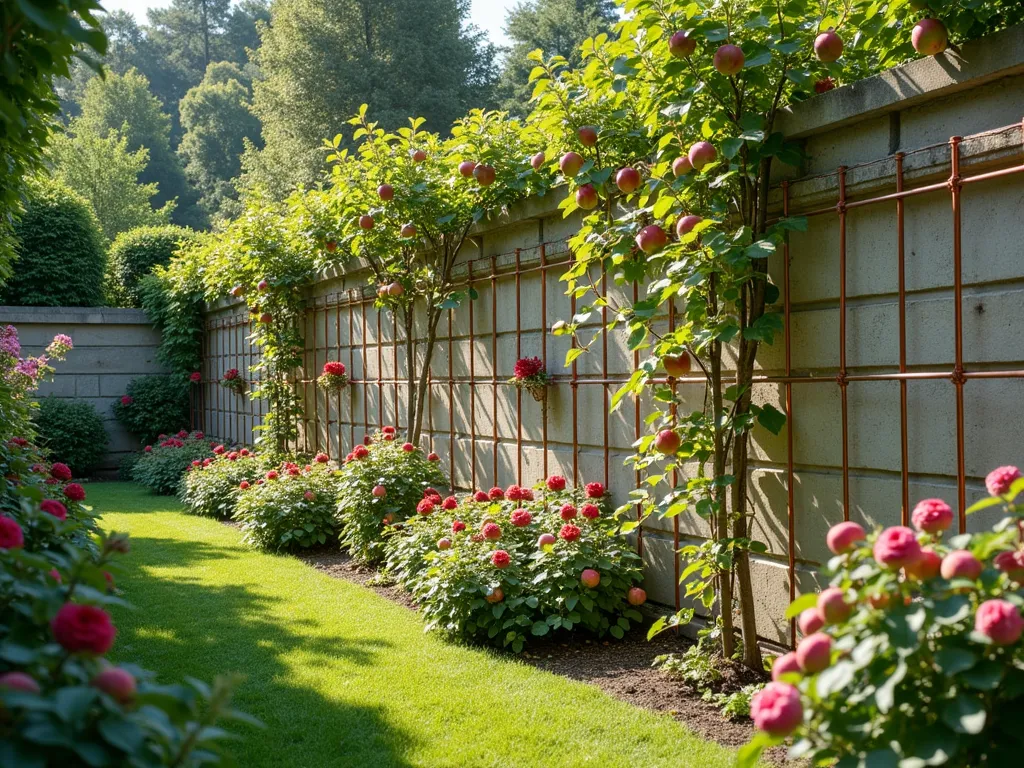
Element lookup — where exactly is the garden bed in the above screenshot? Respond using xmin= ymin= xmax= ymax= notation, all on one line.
xmin=299 ymin=548 xmax=786 ymax=763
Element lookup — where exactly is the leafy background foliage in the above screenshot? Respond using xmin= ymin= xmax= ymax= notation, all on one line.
xmin=32 ymin=396 xmax=109 ymax=476
xmin=106 ymin=225 xmax=196 ymax=308
xmin=112 ymin=375 xmax=191 ymax=445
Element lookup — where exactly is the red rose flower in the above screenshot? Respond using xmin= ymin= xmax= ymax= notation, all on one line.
xmin=546 ymin=475 xmax=566 ymax=491
xmin=491 ymin=550 xmax=511 ymax=568
xmin=427 ymin=452 xmax=440 ymax=462
xmin=239 ymin=481 xmax=250 ymax=490
xmin=315 ymin=452 xmax=329 ymax=463
xmin=45 ymin=477 xmax=58 ymax=485
xmin=417 ymin=499 xmax=435 ymax=515
xmin=581 ymin=503 xmax=600 ymax=520
xmin=213 ymin=445 xmax=226 ymax=455
xmin=353 ymin=445 xmax=369 ymax=459
xmin=382 ymin=425 xmax=396 ymax=435
xmin=482 ymin=522 xmax=502 ymax=540
xmin=559 ymin=524 xmax=581 ymax=542
xmin=8 ymin=437 xmax=27 ymax=448
xmin=442 ymin=496 xmax=458 ymax=510
xmin=51 ymin=603 xmax=116 ymax=655
xmin=560 ymin=504 xmax=577 ymax=520
xmin=50 ymin=463 xmax=72 ymax=481
xmin=177 ymin=430 xmax=188 ymax=439
xmin=190 ymin=372 xmax=202 ymax=383
xmin=120 ymin=395 xmax=133 ymax=406
xmin=266 ymin=470 xmax=279 ymax=480
xmin=513 ymin=356 xmax=544 ymax=379
xmin=402 ymin=443 xmax=415 ymax=452
xmin=144 ymin=445 xmax=152 ymax=453
xmin=510 ymin=509 xmax=532 ymax=527
xmin=323 ymin=361 xmax=346 ymax=376
xmin=40 ymin=500 xmax=67 ymax=520
xmin=452 ymin=520 xmax=466 ymax=533
xmin=814 ymin=77 xmax=836 ymax=94
xmin=473 ymin=491 xmax=489 ymax=502
xmin=64 ymin=483 xmax=86 ymax=502
xmin=505 ymin=484 xmax=524 ymax=501
xmin=585 ymin=482 xmax=604 ymax=498
xmin=0 ymin=516 xmax=25 ymax=549
xmin=521 ymin=488 xmax=534 ymax=501
xmin=488 ymin=487 xmax=504 ymax=501
xmin=194 ymin=432 xmax=205 ymax=439
xmin=986 ymin=466 xmax=1022 ymax=497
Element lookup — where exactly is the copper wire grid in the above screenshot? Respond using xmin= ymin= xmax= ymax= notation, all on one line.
xmin=198 ymin=120 xmax=1024 ymax=631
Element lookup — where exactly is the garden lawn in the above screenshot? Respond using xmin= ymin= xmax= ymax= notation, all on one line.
xmin=94 ymin=482 xmax=746 ymax=768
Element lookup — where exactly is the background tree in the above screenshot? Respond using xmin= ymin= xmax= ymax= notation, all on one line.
xmin=178 ymin=61 xmax=262 ymax=221
xmin=1 ymin=179 xmax=107 ymax=307
xmin=107 ymin=225 xmax=196 ymax=307
xmin=242 ymin=0 xmax=498 ymax=199
xmin=494 ymin=0 xmax=618 ymax=115
xmin=47 ymin=119 xmax=174 ymax=242
xmin=0 ymin=0 xmax=106 ymax=285
xmin=78 ymin=68 xmax=207 ymax=229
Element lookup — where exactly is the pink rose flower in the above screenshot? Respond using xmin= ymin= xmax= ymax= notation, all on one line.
xmin=581 ymin=503 xmax=600 ymax=520
xmin=798 ymin=607 xmax=825 ymax=636
xmin=64 ymin=483 xmax=86 ymax=502
xmin=986 ymin=466 xmax=1021 ymax=497
xmin=771 ymin=652 xmax=802 ymax=682
xmin=825 ymin=521 xmax=865 ymax=554
xmin=40 ymin=500 xmax=67 ymax=521
xmin=750 ymin=682 xmax=803 ymax=736
xmin=50 ymin=462 xmax=72 ymax=481
xmin=994 ymin=550 xmax=1024 ymax=581
xmin=0 ymin=516 xmax=25 ymax=549
xmin=51 ymin=603 xmax=116 ymax=655
xmin=911 ymin=499 xmax=954 ymax=534
xmin=796 ymin=632 xmax=832 ymax=673
xmin=546 ymin=475 xmax=566 ymax=491
xmin=491 ymin=550 xmax=511 ymax=569
xmin=873 ymin=526 xmax=922 ymax=569
xmin=975 ymin=599 xmax=1024 ymax=645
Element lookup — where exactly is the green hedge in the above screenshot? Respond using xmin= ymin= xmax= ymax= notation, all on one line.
xmin=112 ymin=375 xmax=191 ymax=445
xmin=32 ymin=396 xmax=109 ymax=476
xmin=2 ymin=179 xmax=106 ymax=307
xmin=107 ymin=225 xmax=195 ymax=307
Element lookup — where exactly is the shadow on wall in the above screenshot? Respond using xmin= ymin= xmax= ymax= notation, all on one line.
xmin=110 ymin=535 xmax=416 ymax=767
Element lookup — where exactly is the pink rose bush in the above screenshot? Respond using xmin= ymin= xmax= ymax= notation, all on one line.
xmin=740 ymin=465 xmax=1024 ymax=767
xmin=384 ymin=475 xmax=643 ymax=652
xmin=179 ymin=448 xmax=274 ymax=517
xmin=131 ymin=431 xmax=217 ymax=495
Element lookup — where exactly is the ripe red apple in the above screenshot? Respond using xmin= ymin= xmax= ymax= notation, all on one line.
xmin=817 ymin=587 xmax=851 ymax=624
xmin=688 ymin=141 xmax=717 ymax=171
xmin=663 ymin=353 xmax=692 ymax=378
xmin=560 ymin=151 xmax=584 ymax=177
xmin=387 ymin=282 xmax=404 ymax=297
xmin=615 ymin=167 xmax=641 ymax=194
xmin=377 ymin=285 xmax=388 ymax=298
xmin=635 ymin=224 xmax=668 ymax=255
xmin=672 ymin=156 xmax=692 ymax=177
xmin=485 ymin=587 xmax=504 ymax=603
xmin=581 ymin=569 xmax=601 ymax=589
xmin=372 ymin=484 xmax=386 ymax=497
xmin=940 ymin=550 xmax=982 ymax=580
xmin=400 ymin=223 xmax=417 ymax=238
xmin=713 ymin=44 xmax=745 ymax=76
xmin=410 ymin=148 xmax=427 ymax=162
xmin=576 ymin=184 xmax=599 ymax=210
xmin=538 ymin=532 xmax=557 ymax=550
xmin=627 ymin=587 xmax=647 ymax=606
xmin=531 ymin=152 xmax=546 ymax=170
xmin=230 ymin=284 xmax=245 ymax=298
xmin=814 ymin=29 xmax=843 ymax=62
xmin=377 ymin=183 xmax=394 ymax=201
xmin=578 ymin=125 xmax=599 ymax=147
xmin=359 ymin=215 xmax=374 ymax=230
xmin=654 ymin=429 xmax=681 ymax=455
xmin=257 ymin=279 xmax=269 ymax=292
xmin=438 ymin=537 xmax=452 ymax=550
xmin=259 ymin=312 xmax=272 ymax=324
xmin=459 ymin=160 xmax=477 ymax=177
xmin=676 ymin=214 xmax=703 ymax=237
xmin=91 ymin=667 xmax=136 ymax=704
xmin=473 ymin=164 xmax=496 ymax=186
xmin=912 ymin=18 xmax=948 ymax=56
xmin=669 ymin=30 xmax=696 ymax=58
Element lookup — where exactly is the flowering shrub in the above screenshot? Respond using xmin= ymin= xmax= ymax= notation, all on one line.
xmin=130 ymin=432 xmax=215 ymax=495
xmin=335 ymin=428 xmax=447 ymax=563
xmin=740 ymin=466 xmax=1024 ymax=767
xmin=233 ymin=462 xmax=341 ymax=551
xmin=507 ymin=356 xmax=551 ymax=402
xmin=33 ymin=395 xmax=109 ymax=476
xmin=220 ymin=367 xmax=247 ymax=395
xmin=316 ymin=360 xmax=348 ymax=391
xmin=385 ymin=478 xmax=644 ymax=651
xmin=112 ymin=375 xmax=191 ymax=445
xmin=179 ymin=449 xmax=271 ymax=517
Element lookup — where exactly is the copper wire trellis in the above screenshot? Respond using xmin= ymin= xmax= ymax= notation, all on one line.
xmin=198 ymin=120 xmax=1024 ymax=643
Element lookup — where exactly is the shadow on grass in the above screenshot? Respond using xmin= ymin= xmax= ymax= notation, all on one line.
xmin=112 ymin=535 xmax=416 ymax=768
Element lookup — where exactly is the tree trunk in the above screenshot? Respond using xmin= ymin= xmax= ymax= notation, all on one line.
xmin=410 ymin=307 xmax=441 ymax=444
xmin=403 ymin=306 xmax=416 ymax=438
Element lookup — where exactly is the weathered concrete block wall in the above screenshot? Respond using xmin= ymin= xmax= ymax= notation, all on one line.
xmin=202 ymin=26 xmax=1024 ymax=644
xmin=0 ymin=307 xmax=167 ymax=472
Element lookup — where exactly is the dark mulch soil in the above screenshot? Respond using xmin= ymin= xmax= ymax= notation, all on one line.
xmin=292 ymin=546 xmax=790 ymax=764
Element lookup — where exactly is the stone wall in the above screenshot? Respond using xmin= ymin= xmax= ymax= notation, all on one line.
xmin=0 ymin=306 xmax=167 ymax=472
xmin=201 ymin=26 xmax=1024 ymax=644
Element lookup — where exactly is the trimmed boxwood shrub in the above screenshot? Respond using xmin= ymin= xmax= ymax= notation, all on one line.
xmin=234 ymin=461 xmax=341 ymax=551
xmin=179 ymin=449 xmax=272 ymax=518
xmin=112 ymin=374 xmax=191 ymax=444
xmin=32 ymin=396 xmax=109 ymax=476
xmin=335 ymin=429 xmax=447 ymax=563
xmin=1 ymin=179 xmax=106 ymax=307
xmin=107 ymin=225 xmax=195 ymax=307
xmin=384 ymin=478 xmax=645 ymax=652
xmin=131 ymin=431 xmax=214 ymax=495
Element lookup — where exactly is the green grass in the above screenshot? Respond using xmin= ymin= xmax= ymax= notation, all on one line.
xmin=93 ymin=482 xmax=744 ymax=768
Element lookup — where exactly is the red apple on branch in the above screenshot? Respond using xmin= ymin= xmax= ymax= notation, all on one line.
xmin=531 ymin=152 xmax=546 ymax=170
xmin=458 ymin=160 xmax=477 ymax=177
xmin=359 ymin=215 xmax=375 ymax=230
xmin=663 ymin=353 xmax=692 ymax=378
xmin=473 ymin=164 xmax=496 ymax=186
xmin=676 ymin=214 xmax=703 ymax=237
xmin=560 ymin=151 xmax=584 ymax=177
xmin=576 ymin=184 xmax=599 ymax=210
xmin=912 ymin=18 xmax=948 ymax=56
xmin=713 ymin=44 xmax=745 ymax=76
xmin=615 ymin=167 xmax=641 ymax=194
xmin=387 ymin=282 xmax=404 ymax=297
xmin=410 ymin=148 xmax=427 ymax=162
xmin=578 ymin=125 xmax=599 ymax=147
xmin=814 ymin=29 xmax=843 ymax=62
xmin=688 ymin=141 xmax=717 ymax=171
xmin=654 ymin=429 xmax=681 ymax=455
xmin=669 ymin=30 xmax=696 ymax=58
xmin=377 ymin=183 xmax=394 ymax=201
xmin=400 ymin=223 xmax=417 ymax=238
xmin=672 ymin=156 xmax=692 ymax=177
xmin=636 ymin=225 xmax=667 ymax=255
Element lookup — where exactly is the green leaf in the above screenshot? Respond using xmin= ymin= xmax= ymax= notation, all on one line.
xmin=785 ymin=592 xmax=818 ymax=619
xmin=609 ymin=625 xmax=624 ymax=639
xmin=965 ymin=496 xmax=1004 ymax=515
xmin=961 ymin=660 xmax=1004 ymax=690
xmin=942 ymin=695 xmax=987 ymax=734
xmin=933 ymin=594 xmax=971 ymax=626
xmin=722 ymin=138 xmax=744 ymax=159
xmin=756 ymin=404 xmax=786 ymax=435
xmin=934 ymin=647 xmax=977 ymax=676
xmin=875 ymin=659 xmax=906 ymax=713
xmin=98 ymin=715 xmax=145 ymax=753
xmin=531 ymin=621 xmax=550 ymax=636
